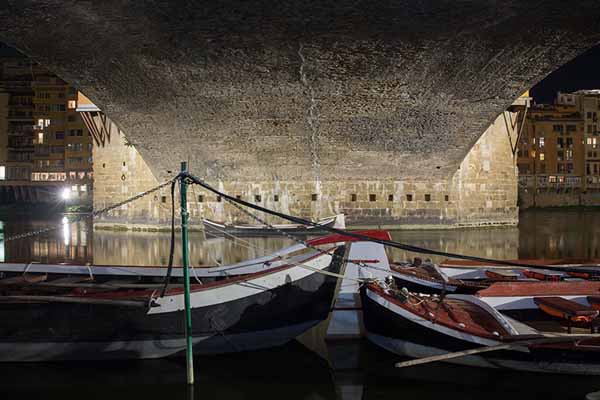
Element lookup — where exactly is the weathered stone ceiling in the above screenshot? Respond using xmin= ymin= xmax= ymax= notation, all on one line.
xmin=1 ymin=1 xmax=599 ymax=182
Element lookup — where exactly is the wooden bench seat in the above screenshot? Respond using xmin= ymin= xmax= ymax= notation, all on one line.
xmin=534 ymin=296 xmax=599 ymax=332
xmin=485 ymin=270 xmax=519 ymax=281
xmin=586 ymin=296 xmax=600 ymax=311
xmin=524 ymin=269 xmax=564 ymax=282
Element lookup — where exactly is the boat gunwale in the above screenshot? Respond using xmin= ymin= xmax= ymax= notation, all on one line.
xmin=40 ymin=248 xmax=339 ymax=301
xmin=365 ymin=283 xmax=510 ymax=341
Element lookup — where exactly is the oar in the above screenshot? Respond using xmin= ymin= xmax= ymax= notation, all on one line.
xmin=395 ymin=334 xmax=600 ymax=369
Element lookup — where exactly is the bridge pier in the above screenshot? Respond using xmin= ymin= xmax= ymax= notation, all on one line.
xmin=91 ymin=111 xmax=519 ymax=230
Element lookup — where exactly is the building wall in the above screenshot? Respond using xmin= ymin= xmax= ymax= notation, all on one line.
xmin=93 ymin=125 xmax=172 ymax=229
xmin=0 ymin=91 xmax=8 ymax=173
xmin=93 ymin=111 xmax=519 ymax=230
xmin=0 ymin=53 xmax=92 ymax=203
xmin=518 ymin=91 xmax=600 ymax=208
xmin=520 ymin=190 xmax=600 ymax=209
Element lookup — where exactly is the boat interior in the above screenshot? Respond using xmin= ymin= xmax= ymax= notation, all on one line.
xmin=374 ymin=276 xmax=600 ymax=346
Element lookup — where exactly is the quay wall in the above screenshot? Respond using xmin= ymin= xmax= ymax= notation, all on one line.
xmin=519 ymin=189 xmax=600 ymax=209
xmin=93 ymin=112 xmax=518 ymax=230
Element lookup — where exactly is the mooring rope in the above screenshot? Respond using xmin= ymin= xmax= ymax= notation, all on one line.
xmin=2 ymin=178 xmax=176 ymax=242
xmin=183 ymin=172 xmax=585 ymax=271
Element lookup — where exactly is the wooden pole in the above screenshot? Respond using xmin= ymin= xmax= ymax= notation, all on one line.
xmin=394 ymin=334 xmax=600 ymax=369
xmin=180 ymin=161 xmax=194 ymax=385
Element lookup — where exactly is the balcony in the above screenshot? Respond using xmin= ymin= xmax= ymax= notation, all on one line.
xmin=520 ymin=174 xmax=582 ymax=189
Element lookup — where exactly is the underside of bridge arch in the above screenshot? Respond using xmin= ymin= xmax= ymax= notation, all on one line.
xmin=1 ymin=1 xmax=600 ymax=227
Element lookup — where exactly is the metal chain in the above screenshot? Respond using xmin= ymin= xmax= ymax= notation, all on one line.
xmin=3 ymin=178 xmax=176 ymax=242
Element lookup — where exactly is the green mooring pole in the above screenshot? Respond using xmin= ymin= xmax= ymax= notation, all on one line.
xmin=180 ymin=161 xmax=194 ymax=385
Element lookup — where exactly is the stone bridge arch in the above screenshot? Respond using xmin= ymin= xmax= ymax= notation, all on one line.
xmin=1 ymin=1 xmax=599 ymax=227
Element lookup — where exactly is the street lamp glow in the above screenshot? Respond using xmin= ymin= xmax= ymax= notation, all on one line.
xmin=61 ymin=188 xmax=71 ymax=200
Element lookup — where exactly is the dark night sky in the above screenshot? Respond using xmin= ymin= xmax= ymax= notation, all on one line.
xmin=531 ymin=44 xmax=600 ymax=104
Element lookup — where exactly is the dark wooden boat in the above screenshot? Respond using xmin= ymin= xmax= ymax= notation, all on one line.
xmin=0 ymin=229 xmax=387 ymax=280
xmin=388 ymin=261 xmax=488 ymax=295
xmin=389 ymin=258 xmax=600 ymax=296
xmin=440 ymin=258 xmax=600 ymax=281
xmin=0 ymin=245 xmax=346 ymax=361
xmin=202 ymin=214 xmax=345 ymax=237
xmin=361 ymin=280 xmax=600 ymax=375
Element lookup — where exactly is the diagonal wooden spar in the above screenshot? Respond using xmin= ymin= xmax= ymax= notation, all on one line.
xmin=394 ymin=333 xmax=600 ymax=369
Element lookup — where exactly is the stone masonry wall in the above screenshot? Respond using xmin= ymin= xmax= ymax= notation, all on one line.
xmin=93 ymin=112 xmax=518 ymax=230
xmin=519 ymin=189 xmax=600 ymax=208
xmin=93 ymin=128 xmax=174 ymax=230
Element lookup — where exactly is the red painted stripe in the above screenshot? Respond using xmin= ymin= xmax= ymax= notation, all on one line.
xmin=347 ymin=259 xmax=380 ymax=264
xmin=477 ymin=281 xmax=600 ymax=297
xmin=441 ymin=258 xmax=600 ymax=267
xmin=70 ymin=249 xmax=336 ymax=300
xmin=307 ymin=230 xmax=392 ymax=246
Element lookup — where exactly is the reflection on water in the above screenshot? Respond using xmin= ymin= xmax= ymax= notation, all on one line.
xmin=386 ymin=226 xmax=519 ymax=264
xmin=519 ymin=208 xmax=600 ymax=260
xmin=1 ymin=340 xmax=600 ymax=400
xmin=3 ymin=208 xmax=600 ymax=265
xmin=3 ymin=209 xmax=600 ymax=399
xmin=93 ymin=231 xmax=295 ymax=267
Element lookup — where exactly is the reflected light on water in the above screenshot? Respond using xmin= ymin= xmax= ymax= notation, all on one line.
xmin=62 ymin=216 xmax=70 ymax=246
xmin=2 ymin=208 xmax=600 ymax=266
xmin=0 ymin=221 xmax=4 ymax=262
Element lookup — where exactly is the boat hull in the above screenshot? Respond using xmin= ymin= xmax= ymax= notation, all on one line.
xmin=202 ymin=216 xmax=340 ymax=237
xmin=0 ymin=247 xmax=344 ymax=362
xmin=361 ymin=286 xmax=600 ymax=375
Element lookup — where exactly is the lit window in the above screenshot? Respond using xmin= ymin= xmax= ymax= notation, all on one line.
xmin=38 ymin=132 xmax=43 ymax=144
xmin=44 ymin=119 xmax=50 ymax=127
xmin=80 ymin=185 xmax=87 ymax=192
xmin=540 ymin=153 xmax=545 ymax=161
xmin=71 ymin=185 xmax=78 ymax=192
xmin=539 ymin=137 xmax=545 ymax=148
xmin=0 ymin=166 xmax=5 ymax=180
xmin=68 ymin=100 xmax=77 ymax=109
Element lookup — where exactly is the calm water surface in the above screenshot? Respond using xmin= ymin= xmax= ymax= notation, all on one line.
xmin=2 ymin=208 xmax=600 ymax=399
xmin=3 ymin=208 xmax=600 ymax=265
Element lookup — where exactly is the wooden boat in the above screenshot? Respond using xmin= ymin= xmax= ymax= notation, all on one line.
xmin=440 ymin=258 xmax=600 ymax=280
xmin=388 ymin=260 xmax=488 ymax=295
xmin=202 ymin=214 xmax=345 ymax=237
xmin=0 ymin=246 xmax=347 ymax=361
xmin=0 ymin=230 xmax=387 ymax=280
xmin=389 ymin=257 xmax=600 ymax=296
xmin=361 ymin=280 xmax=600 ymax=375
xmin=0 ymin=230 xmax=393 ymax=361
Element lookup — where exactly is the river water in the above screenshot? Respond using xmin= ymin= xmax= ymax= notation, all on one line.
xmin=1 ymin=208 xmax=600 ymax=399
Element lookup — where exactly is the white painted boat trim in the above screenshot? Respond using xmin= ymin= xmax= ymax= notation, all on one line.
xmin=478 ymin=295 xmax=593 ymax=311
xmin=153 ymin=250 xmax=334 ymax=313
xmin=0 ymin=243 xmax=330 ymax=278
xmin=392 ymin=270 xmax=458 ymax=292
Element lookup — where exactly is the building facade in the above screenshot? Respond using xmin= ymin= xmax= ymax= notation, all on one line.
xmin=518 ymin=90 xmax=600 ymax=207
xmin=0 ymin=44 xmax=92 ymax=203
xmin=0 ymin=89 xmax=8 ymax=180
